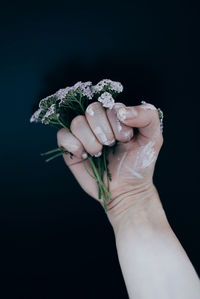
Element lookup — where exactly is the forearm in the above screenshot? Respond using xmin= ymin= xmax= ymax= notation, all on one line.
xmin=107 ymin=186 xmax=200 ymax=299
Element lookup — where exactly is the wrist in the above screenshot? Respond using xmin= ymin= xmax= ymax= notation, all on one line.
xmin=106 ymin=184 xmax=169 ymax=236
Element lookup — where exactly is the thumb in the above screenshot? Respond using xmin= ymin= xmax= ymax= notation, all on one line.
xmin=116 ymin=102 xmax=163 ymax=143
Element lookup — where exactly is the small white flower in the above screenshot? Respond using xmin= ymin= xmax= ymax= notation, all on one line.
xmin=98 ymin=92 xmax=115 ymax=109
xmin=41 ymin=104 xmax=57 ymax=124
xmin=92 ymin=79 xmax=123 ymax=94
xmin=30 ymin=108 xmax=43 ymax=123
xmin=109 ymin=81 xmax=123 ymax=93
xmin=73 ymin=81 xmax=94 ymax=99
xmin=56 ymin=87 xmax=72 ymax=100
xmin=39 ymin=94 xmax=56 ymax=109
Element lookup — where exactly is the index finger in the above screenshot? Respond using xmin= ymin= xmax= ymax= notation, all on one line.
xmin=115 ymin=102 xmax=163 ymax=145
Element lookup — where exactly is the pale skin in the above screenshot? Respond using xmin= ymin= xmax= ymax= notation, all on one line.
xmin=57 ymin=101 xmax=200 ymax=299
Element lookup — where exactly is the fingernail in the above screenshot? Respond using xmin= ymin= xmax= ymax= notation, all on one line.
xmin=117 ymin=107 xmax=138 ymax=120
xmin=82 ymin=152 xmax=88 ymax=159
xmin=113 ymin=103 xmax=126 ymax=111
xmin=93 ymin=151 xmax=102 ymax=157
xmin=104 ymin=139 xmax=115 ymax=146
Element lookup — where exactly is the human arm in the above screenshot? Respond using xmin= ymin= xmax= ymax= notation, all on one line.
xmin=107 ymin=185 xmax=200 ymax=299
xmin=57 ymin=100 xmax=200 ymax=298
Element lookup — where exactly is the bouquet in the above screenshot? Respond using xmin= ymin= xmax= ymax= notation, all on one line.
xmin=30 ymin=79 xmax=164 ymax=212
xmin=30 ymin=79 xmax=124 ymax=212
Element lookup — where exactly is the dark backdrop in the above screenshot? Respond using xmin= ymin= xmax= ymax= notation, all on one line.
xmin=0 ymin=0 xmax=199 ymax=298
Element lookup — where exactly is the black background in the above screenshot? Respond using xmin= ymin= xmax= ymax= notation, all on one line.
xmin=1 ymin=0 xmax=199 ymax=298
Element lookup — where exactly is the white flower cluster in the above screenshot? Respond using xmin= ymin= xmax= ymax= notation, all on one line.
xmin=97 ymin=92 xmax=115 ymax=109
xmin=72 ymin=81 xmax=94 ymax=99
xmin=38 ymin=81 xmax=93 ymax=109
xmin=92 ymin=79 xmax=123 ymax=94
xmin=30 ymin=79 xmax=124 ymax=124
xmin=30 ymin=108 xmax=43 ymax=123
xmin=59 ymin=81 xmax=94 ymax=106
xmin=55 ymin=87 xmax=72 ymax=100
xmin=41 ymin=104 xmax=57 ymax=124
xmin=38 ymin=95 xmax=56 ymax=109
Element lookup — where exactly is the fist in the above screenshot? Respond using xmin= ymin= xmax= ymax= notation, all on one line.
xmin=57 ymin=101 xmax=163 ymax=212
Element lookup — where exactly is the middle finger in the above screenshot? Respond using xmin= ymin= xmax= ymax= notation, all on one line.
xmin=85 ymin=102 xmax=115 ymax=146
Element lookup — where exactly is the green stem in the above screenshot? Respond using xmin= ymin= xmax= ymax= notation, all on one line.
xmin=45 ymin=152 xmax=64 ymax=162
xmin=97 ymin=157 xmax=103 ymax=200
xmin=98 ymin=181 xmax=101 ymax=200
xmin=103 ymin=148 xmax=110 ymax=192
xmin=50 ymin=120 xmax=60 ymax=125
xmin=57 ymin=118 xmax=70 ymax=131
xmin=41 ymin=147 xmax=62 ymax=156
xmin=88 ymin=157 xmax=107 ymax=211
xmin=81 ymin=158 xmax=96 ymax=180
xmin=72 ymin=95 xmax=85 ymax=114
xmin=88 ymin=156 xmax=112 ymax=204
xmin=98 ymin=180 xmax=107 ymax=211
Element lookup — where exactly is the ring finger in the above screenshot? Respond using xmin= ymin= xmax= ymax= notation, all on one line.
xmin=70 ymin=115 xmax=103 ymax=157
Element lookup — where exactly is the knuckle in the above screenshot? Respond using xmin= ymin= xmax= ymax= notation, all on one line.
xmin=96 ymin=143 xmax=103 ymax=152
xmin=57 ymin=128 xmax=67 ymax=143
xmin=57 ymin=128 xmax=64 ymax=139
xmin=74 ymin=142 xmax=83 ymax=152
xmin=152 ymin=109 xmax=160 ymax=122
xmin=113 ymin=102 xmax=126 ymax=111
xmin=70 ymin=115 xmax=85 ymax=130
xmin=88 ymin=101 xmax=101 ymax=108
xmin=156 ymin=134 xmax=164 ymax=149
xmin=118 ymin=130 xmax=133 ymax=142
xmin=67 ymin=141 xmax=84 ymax=157
xmin=160 ymin=134 xmax=164 ymax=146
xmin=85 ymin=102 xmax=102 ymax=115
xmin=90 ymin=144 xmax=103 ymax=156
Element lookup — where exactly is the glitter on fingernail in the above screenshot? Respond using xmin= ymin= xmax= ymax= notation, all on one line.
xmin=104 ymin=139 xmax=115 ymax=146
xmin=94 ymin=151 xmax=102 ymax=157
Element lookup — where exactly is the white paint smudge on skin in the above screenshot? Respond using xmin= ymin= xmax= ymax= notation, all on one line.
xmin=152 ymin=126 xmax=161 ymax=139
xmin=113 ymin=103 xmax=126 ymax=132
xmin=93 ymin=126 xmax=108 ymax=143
xmin=134 ymin=141 xmax=156 ymax=169
xmin=141 ymin=101 xmax=157 ymax=111
xmin=124 ymin=141 xmax=156 ymax=178
xmin=122 ymin=130 xmax=133 ymax=140
xmin=116 ymin=118 xmax=122 ymax=132
xmin=117 ymin=107 xmax=127 ymax=121
xmin=68 ymin=144 xmax=79 ymax=151
xmin=114 ymin=102 xmax=125 ymax=108
xmin=86 ymin=106 xmax=94 ymax=116
xmin=125 ymin=166 xmax=143 ymax=179
xmin=117 ymin=151 xmax=127 ymax=177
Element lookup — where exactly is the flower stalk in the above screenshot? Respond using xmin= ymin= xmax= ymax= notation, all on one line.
xmin=30 ymin=79 xmax=124 ymax=212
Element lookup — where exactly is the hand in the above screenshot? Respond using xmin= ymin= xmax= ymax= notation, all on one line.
xmin=57 ymin=101 xmax=163 ymax=217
